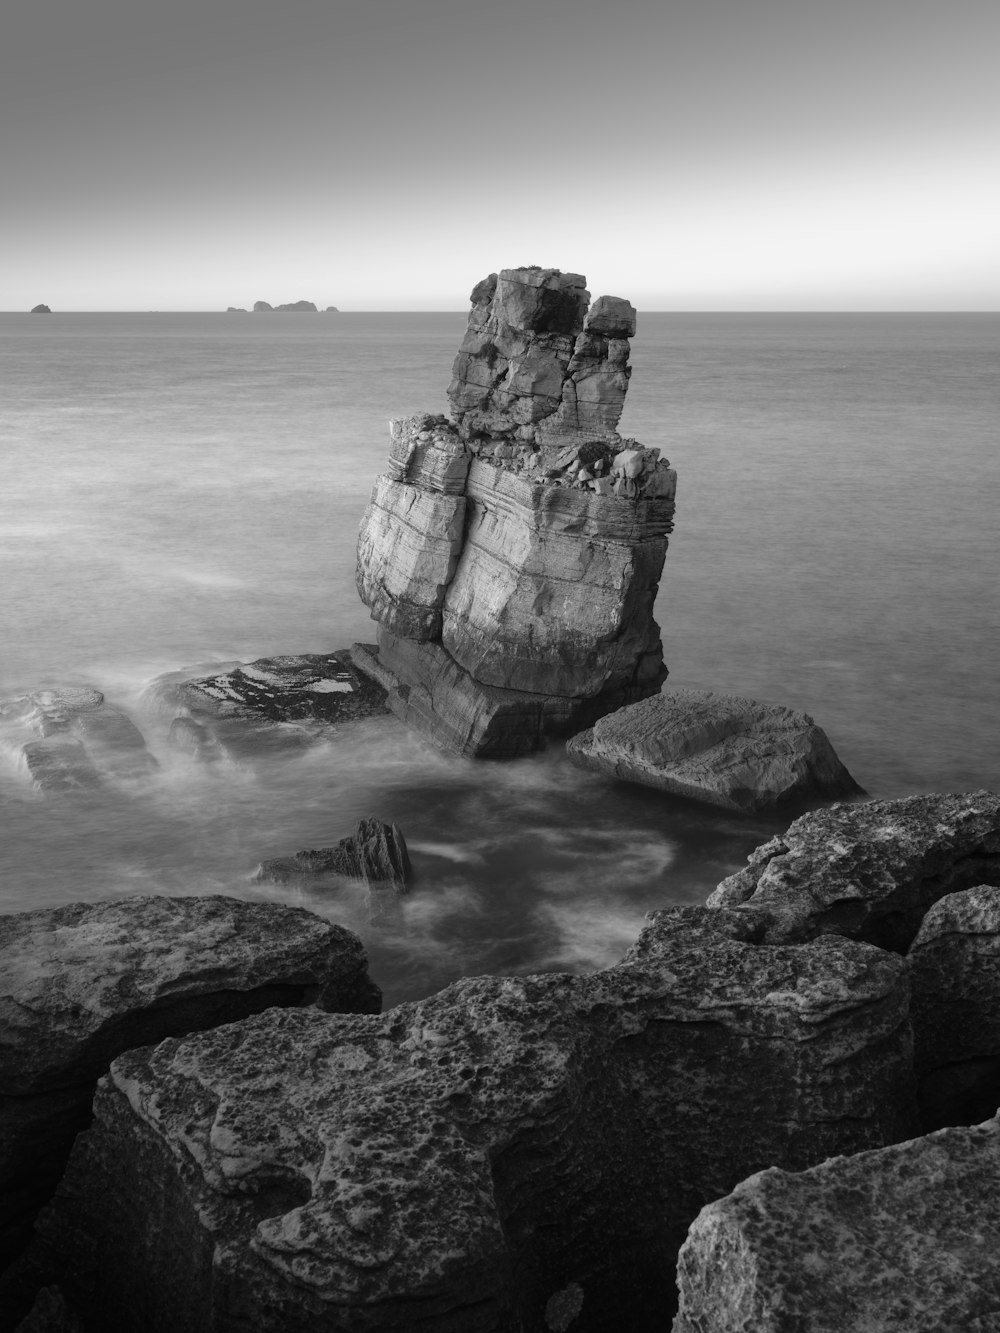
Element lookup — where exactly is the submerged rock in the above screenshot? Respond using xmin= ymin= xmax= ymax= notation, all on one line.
xmin=152 ymin=650 xmax=389 ymax=759
xmin=0 ymin=687 xmax=156 ymax=791
xmin=0 ymin=895 xmax=379 ymax=1276
xmin=355 ymin=267 xmax=677 ymax=757
xmin=673 ymin=1114 xmax=1000 ymax=1333
xmin=907 ymin=884 xmax=1000 ymax=1130
xmin=708 ymin=789 xmax=1000 ymax=951
xmin=566 ymin=688 xmax=863 ymax=812
xmin=27 ymin=905 xmax=915 ymax=1331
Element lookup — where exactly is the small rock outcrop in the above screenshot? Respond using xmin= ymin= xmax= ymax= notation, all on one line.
xmin=254 ymin=818 xmax=412 ymax=925
xmin=225 ymin=306 xmax=247 ymax=313
xmin=907 ymin=884 xmax=1000 ymax=1130
xmin=252 ymin=300 xmax=318 ymax=312
xmin=23 ymin=905 xmax=915 ymax=1331
xmin=324 ymin=306 xmax=339 ymax=313
xmin=29 ymin=306 xmax=51 ymax=315
xmin=708 ymin=789 xmax=1000 ymax=950
xmin=252 ymin=301 xmax=273 ymax=312
xmin=150 ymin=651 xmax=389 ymax=760
xmin=673 ymin=1114 xmax=1000 ymax=1333
xmin=566 ymin=688 xmax=863 ymax=812
xmin=354 ymin=266 xmax=677 ymax=757
xmin=0 ymin=687 xmax=156 ymax=792
xmin=0 ymin=895 xmax=379 ymax=1276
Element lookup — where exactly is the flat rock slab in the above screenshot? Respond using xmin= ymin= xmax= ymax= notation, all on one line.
xmin=0 ymin=895 xmax=379 ymax=1272
xmin=152 ymin=651 xmax=389 ymax=759
xmin=0 ymin=688 xmax=157 ymax=791
xmin=708 ymin=789 xmax=1000 ymax=951
xmin=566 ymin=688 xmax=863 ymax=813
xmin=673 ymin=1114 xmax=1000 ymax=1333
xmin=27 ymin=905 xmax=916 ymax=1331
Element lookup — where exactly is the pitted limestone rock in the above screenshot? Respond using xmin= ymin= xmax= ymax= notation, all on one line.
xmin=32 ymin=906 xmax=916 ymax=1331
xmin=708 ymin=790 xmax=1000 ymax=951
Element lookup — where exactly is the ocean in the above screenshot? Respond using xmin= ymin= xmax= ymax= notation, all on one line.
xmin=2 ymin=310 xmax=998 ymax=1007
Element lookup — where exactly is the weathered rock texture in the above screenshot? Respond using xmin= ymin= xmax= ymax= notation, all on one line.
xmin=27 ymin=905 xmax=916 ymax=1332
xmin=254 ymin=818 xmax=412 ymax=926
xmin=907 ymin=884 xmax=1000 ymax=1131
xmin=0 ymin=896 xmax=379 ymax=1274
xmin=566 ymin=688 xmax=863 ymax=812
xmin=673 ymin=1114 xmax=1000 ymax=1333
xmin=354 ymin=266 xmax=677 ymax=757
xmin=151 ymin=650 xmax=389 ymax=760
xmin=0 ymin=687 xmax=156 ymax=792
xmin=708 ymin=789 xmax=1000 ymax=951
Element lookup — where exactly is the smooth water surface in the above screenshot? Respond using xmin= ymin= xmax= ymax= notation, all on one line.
xmin=2 ymin=311 xmax=997 ymax=1005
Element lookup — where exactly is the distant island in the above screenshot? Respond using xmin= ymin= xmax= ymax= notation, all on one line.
xmin=225 ymin=301 xmax=339 ymax=312
xmin=30 ymin=304 xmax=52 ymax=314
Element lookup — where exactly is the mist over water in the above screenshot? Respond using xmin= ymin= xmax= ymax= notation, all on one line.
xmin=2 ymin=312 xmax=998 ymax=1006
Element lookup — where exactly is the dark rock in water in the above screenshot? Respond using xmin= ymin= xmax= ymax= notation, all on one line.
xmin=566 ymin=688 xmax=864 ymax=812
xmin=26 ymin=905 xmax=915 ymax=1331
xmin=152 ymin=650 xmax=389 ymax=760
xmin=354 ymin=265 xmax=677 ymax=758
xmin=907 ymin=884 xmax=1000 ymax=1130
xmin=274 ymin=300 xmax=317 ymax=312
xmin=29 ymin=306 xmax=51 ymax=315
xmin=0 ymin=688 xmax=156 ymax=791
xmin=252 ymin=300 xmax=273 ymax=312
xmin=0 ymin=895 xmax=379 ymax=1283
xmin=225 ymin=306 xmax=247 ymax=313
xmin=324 ymin=306 xmax=339 ymax=312
xmin=673 ymin=1114 xmax=1000 ymax=1333
xmin=708 ymin=790 xmax=1000 ymax=951
xmin=255 ymin=817 xmax=411 ymax=887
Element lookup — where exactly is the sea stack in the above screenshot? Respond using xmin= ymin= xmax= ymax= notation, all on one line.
xmin=353 ymin=266 xmax=677 ymax=757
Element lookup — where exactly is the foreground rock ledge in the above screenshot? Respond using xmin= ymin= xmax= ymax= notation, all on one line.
xmin=567 ymin=688 xmax=863 ymax=812
xmin=29 ymin=906 xmax=915 ymax=1331
xmin=709 ymin=789 xmax=1000 ymax=950
xmin=0 ymin=896 xmax=379 ymax=1274
xmin=673 ymin=1114 xmax=1000 ymax=1333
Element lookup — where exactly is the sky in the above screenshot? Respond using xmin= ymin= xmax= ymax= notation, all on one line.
xmin=3 ymin=0 xmax=998 ymax=310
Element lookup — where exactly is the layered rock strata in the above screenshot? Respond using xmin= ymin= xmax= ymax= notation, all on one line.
xmin=567 ymin=688 xmax=863 ymax=812
xmin=254 ymin=817 xmax=412 ymax=926
xmin=673 ymin=1114 xmax=1000 ymax=1333
xmin=27 ymin=905 xmax=915 ymax=1332
xmin=708 ymin=789 xmax=1000 ymax=951
xmin=354 ymin=267 xmax=677 ymax=757
xmin=151 ymin=651 xmax=389 ymax=760
xmin=907 ymin=885 xmax=1000 ymax=1130
xmin=0 ymin=687 xmax=156 ymax=792
xmin=0 ymin=896 xmax=379 ymax=1276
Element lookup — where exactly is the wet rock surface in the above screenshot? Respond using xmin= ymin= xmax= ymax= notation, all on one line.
xmin=708 ymin=789 xmax=1000 ymax=950
xmin=907 ymin=884 xmax=1000 ymax=1130
xmin=24 ymin=905 xmax=915 ymax=1332
xmin=673 ymin=1114 xmax=1000 ymax=1333
xmin=0 ymin=896 xmax=379 ymax=1277
xmin=355 ymin=266 xmax=677 ymax=758
xmin=567 ymin=688 xmax=863 ymax=812
xmin=0 ymin=688 xmax=156 ymax=792
xmin=152 ymin=650 xmax=389 ymax=759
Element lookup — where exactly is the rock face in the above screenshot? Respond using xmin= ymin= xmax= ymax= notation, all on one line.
xmin=150 ymin=650 xmax=389 ymax=760
xmin=29 ymin=306 xmax=51 ymax=315
xmin=567 ymin=688 xmax=863 ymax=812
xmin=354 ymin=267 xmax=677 ymax=757
xmin=0 ymin=687 xmax=156 ymax=792
xmin=907 ymin=885 xmax=1000 ymax=1130
xmin=0 ymin=895 xmax=379 ymax=1274
xmin=673 ymin=1114 xmax=1000 ymax=1333
xmin=254 ymin=818 xmax=412 ymax=925
xmin=27 ymin=905 xmax=915 ymax=1331
xmin=252 ymin=300 xmax=318 ymax=312
xmin=253 ymin=301 xmax=273 ymax=311
xmin=708 ymin=790 xmax=1000 ymax=951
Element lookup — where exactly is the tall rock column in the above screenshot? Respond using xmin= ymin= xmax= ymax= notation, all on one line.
xmin=354 ymin=267 xmax=677 ymax=757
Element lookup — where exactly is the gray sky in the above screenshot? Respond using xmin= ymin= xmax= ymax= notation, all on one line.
xmin=4 ymin=0 xmax=998 ymax=309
